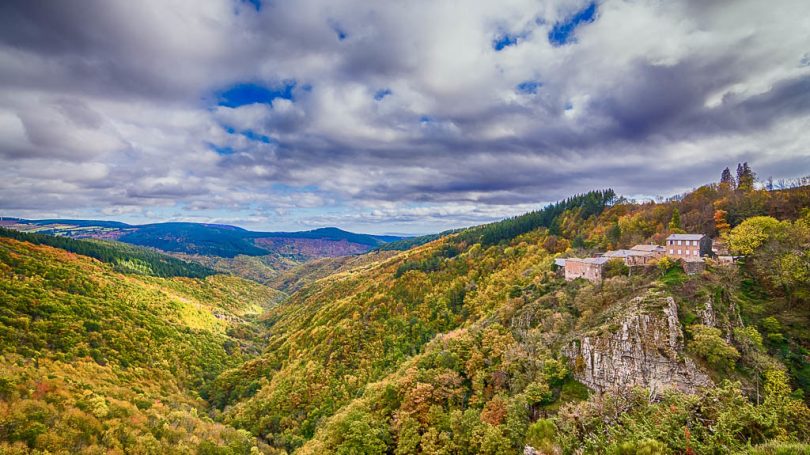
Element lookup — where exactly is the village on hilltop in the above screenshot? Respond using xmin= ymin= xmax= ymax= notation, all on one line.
xmin=556 ymin=232 xmax=735 ymax=283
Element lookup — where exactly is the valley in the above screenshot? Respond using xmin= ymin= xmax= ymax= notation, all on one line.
xmin=3 ymin=2 xmax=808 ymax=453
xmin=1 ymin=176 xmax=810 ymax=454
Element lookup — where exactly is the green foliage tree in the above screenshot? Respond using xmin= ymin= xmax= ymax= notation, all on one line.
xmin=726 ymin=216 xmax=784 ymax=256
xmin=688 ymin=325 xmax=740 ymax=371
xmin=737 ymin=162 xmax=756 ymax=192
xmin=603 ymin=258 xmax=630 ymax=278
xmin=525 ymin=419 xmax=556 ymax=453
xmin=331 ymin=409 xmax=390 ymax=455
xmin=668 ymin=208 xmax=682 ymax=231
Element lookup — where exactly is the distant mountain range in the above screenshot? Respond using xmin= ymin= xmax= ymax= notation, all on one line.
xmin=0 ymin=217 xmax=403 ymax=258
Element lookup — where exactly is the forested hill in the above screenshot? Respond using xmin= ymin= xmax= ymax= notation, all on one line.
xmin=204 ymin=171 xmax=810 ymax=454
xmin=2 ymin=167 xmax=810 ymax=454
xmin=0 ymin=235 xmax=284 ymax=453
xmin=0 ymin=227 xmax=215 ymax=278
xmin=2 ymin=219 xmax=403 ymax=258
xmin=377 ymin=190 xmax=617 ymax=252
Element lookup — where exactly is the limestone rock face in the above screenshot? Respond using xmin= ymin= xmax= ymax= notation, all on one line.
xmin=700 ymin=298 xmax=716 ymax=327
xmin=563 ymin=294 xmax=712 ymax=395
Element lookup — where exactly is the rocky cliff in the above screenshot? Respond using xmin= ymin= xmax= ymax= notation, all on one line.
xmin=563 ymin=292 xmax=712 ymax=395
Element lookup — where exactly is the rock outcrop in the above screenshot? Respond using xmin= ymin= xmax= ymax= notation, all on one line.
xmin=563 ymin=293 xmax=712 ymax=395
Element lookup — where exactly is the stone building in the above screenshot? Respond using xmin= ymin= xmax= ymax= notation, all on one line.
xmin=630 ymin=244 xmax=666 ymax=257
xmin=682 ymin=258 xmax=707 ymax=275
xmin=564 ymin=257 xmax=608 ymax=282
xmin=602 ymin=249 xmax=656 ymax=266
xmin=665 ymin=233 xmax=712 ymax=259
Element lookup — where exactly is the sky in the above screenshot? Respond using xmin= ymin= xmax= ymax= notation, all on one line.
xmin=1 ymin=0 xmax=809 ymax=235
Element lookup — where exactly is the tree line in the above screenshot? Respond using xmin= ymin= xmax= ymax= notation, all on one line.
xmin=0 ymin=227 xmax=215 ymax=278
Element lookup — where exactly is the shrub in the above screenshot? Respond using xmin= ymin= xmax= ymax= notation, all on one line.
xmin=688 ymin=325 xmax=740 ymax=371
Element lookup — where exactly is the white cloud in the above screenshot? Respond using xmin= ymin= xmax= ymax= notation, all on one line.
xmin=1 ymin=0 xmax=808 ymax=232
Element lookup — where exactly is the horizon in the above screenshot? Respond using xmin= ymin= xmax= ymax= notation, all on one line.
xmin=1 ymin=0 xmax=809 ymax=233
xmin=1 ymin=173 xmax=807 ymax=236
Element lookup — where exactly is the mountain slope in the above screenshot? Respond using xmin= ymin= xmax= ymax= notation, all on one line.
xmin=4 ymin=219 xmax=403 ymax=259
xmin=0 ymin=237 xmax=282 ymax=453
xmin=206 ymin=183 xmax=810 ymax=453
xmin=204 ymin=191 xmax=618 ymax=451
xmin=0 ymin=227 xmax=215 ymax=278
xmin=2 ymin=175 xmax=809 ymax=453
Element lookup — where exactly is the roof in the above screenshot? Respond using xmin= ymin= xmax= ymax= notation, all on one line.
xmin=554 ymin=258 xmax=566 ymax=267
xmin=603 ymin=249 xmax=653 ymax=258
xmin=631 ymin=244 xmax=664 ymax=252
xmin=666 ymin=233 xmax=706 ymax=240
xmin=567 ymin=256 xmax=609 ymax=265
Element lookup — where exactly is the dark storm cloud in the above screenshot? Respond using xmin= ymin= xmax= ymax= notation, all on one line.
xmin=0 ymin=0 xmax=808 ymax=231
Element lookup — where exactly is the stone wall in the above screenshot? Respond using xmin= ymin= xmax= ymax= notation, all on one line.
xmin=564 ymin=259 xmax=602 ymax=282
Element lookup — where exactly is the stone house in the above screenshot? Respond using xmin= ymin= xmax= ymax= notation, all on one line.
xmin=602 ymin=249 xmax=656 ymax=266
xmin=564 ymin=257 xmax=608 ymax=283
xmin=630 ymin=244 xmax=666 ymax=257
xmin=665 ymin=233 xmax=712 ymax=260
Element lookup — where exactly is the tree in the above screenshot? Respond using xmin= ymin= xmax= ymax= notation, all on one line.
xmin=726 ymin=216 xmax=784 ymax=256
xmin=607 ymin=222 xmax=622 ymax=247
xmin=714 ymin=209 xmax=731 ymax=234
xmin=737 ymin=162 xmax=756 ymax=192
xmin=669 ymin=208 xmax=682 ymax=231
xmin=603 ymin=258 xmax=629 ymax=278
xmin=720 ymin=167 xmax=735 ymax=190
xmin=331 ymin=409 xmax=390 ymax=455
xmin=656 ymin=256 xmax=679 ymax=277
xmin=688 ymin=325 xmax=740 ymax=371
xmin=525 ymin=419 xmax=557 ymax=453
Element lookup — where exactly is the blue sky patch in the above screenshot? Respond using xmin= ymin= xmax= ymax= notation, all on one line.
xmin=242 ymin=0 xmax=261 ymax=11
xmin=217 ymin=81 xmax=296 ymax=108
xmin=493 ymin=33 xmax=519 ymax=51
xmin=516 ymin=81 xmax=542 ymax=94
xmin=271 ymin=183 xmax=319 ymax=194
xmin=210 ymin=144 xmax=235 ymax=155
xmin=548 ymin=2 xmax=597 ymax=46
xmin=331 ymin=22 xmax=348 ymax=41
xmin=242 ymin=130 xmax=274 ymax=144
xmin=374 ymin=88 xmax=392 ymax=101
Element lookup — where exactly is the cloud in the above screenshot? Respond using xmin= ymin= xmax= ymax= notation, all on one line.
xmin=1 ymin=0 xmax=808 ymax=232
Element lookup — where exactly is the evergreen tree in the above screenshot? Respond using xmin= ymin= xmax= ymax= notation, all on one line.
xmin=737 ymin=162 xmax=756 ymax=192
xmin=735 ymin=162 xmax=756 ymax=192
xmin=669 ymin=208 xmax=682 ymax=230
xmin=720 ymin=167 xmax=735 ymax=190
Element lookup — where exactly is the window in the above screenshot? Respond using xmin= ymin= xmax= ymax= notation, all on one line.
xmin=669 ymin=249 xmax=674 ymax=254
xmin=678 ymin=249 xmax=682 ymax=255
xmin=692 ymin=240 xmax=697 ymax=246
xmin=678 ymin=240 xmax=682 ymax=245
xmin=685 ymin=250 xmax=690 ymax=255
